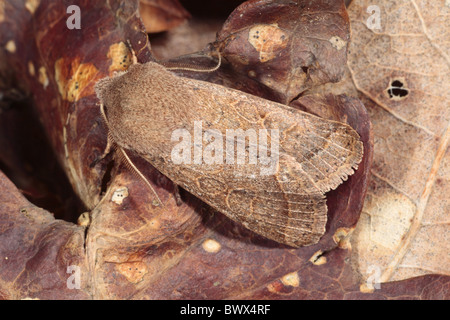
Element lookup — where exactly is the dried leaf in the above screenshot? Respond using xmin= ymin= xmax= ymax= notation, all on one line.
xmin=150 ymin=18 xmax=223 ymax=60
xmin=0 ymin=0 xmax=447 ymax=300
xmin=347 ymin=0 xmax=450 ymax=283
xmin=139 ymin=0 xmax=190 ymax=33
xmin=0 ymin=171 xmax=89 ymax=300
xmin=215 ymin=0 xmax=351 ymax=104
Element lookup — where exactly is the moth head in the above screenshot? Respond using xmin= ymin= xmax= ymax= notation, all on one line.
xmin=94 ymin=70 xmax=133 ymax=118
xmin=95 ymin=77 xmax=115 ymax=111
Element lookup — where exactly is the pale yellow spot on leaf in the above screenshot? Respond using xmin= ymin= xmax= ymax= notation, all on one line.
xmin=266 ymin=282 xmax=281 ymax=293
xmin=148 ymin=218 xmax=160 ymax=230
xmin=281 ymin=272 xmax=300 ymax=287
xmin=248 ymin=24 xmax=289 ymax=63
xmin=55 ymin=57 xmax=100 ymax=102
xmin=364 ymin=193 xmax=416 ymax=251
xmin=329 ymin=36 xmax=346 ymax=50
xmin=5 ymin=40 xmax=16 ymax=53
xmin=38 ymin=67 xmax=49 ymax=89
xmin=116 ymin=261 xmax=148 ymax=284
xmin=28 ymin=61 xmax=35 ymax=76
xmin=333 ymin=227 xmax=354 ymax=249
xmin=359 ymin=283 xmax=376 ymax=294
xmin=309 ymin=250 xmax=327 ymax=265
xmin=77 ymin=212 xmax=90 ymax=227
xmin=25 ymin=0 xmax=40 ymax=14
xmin=107 ymin=42 xmax=133 ymax=73
xmin=111 ymin=187 xmax=129 ymax=205
xmin=202 ymin=239 xmax=221 ymax=253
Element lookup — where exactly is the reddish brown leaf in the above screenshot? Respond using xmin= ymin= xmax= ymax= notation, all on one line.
xmin=0 ymin=0 xmax=446 ymax=300
xmin=215 ymin=0 xmax=351 ymax=104
xmin=139 ymin=0 xmax=191 ymax=33
xmin=0 ymin=171 xmax=89 ymax=300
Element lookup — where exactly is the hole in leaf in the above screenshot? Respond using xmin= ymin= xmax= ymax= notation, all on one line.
xmin=101 ymin=159 xmax=115 ymax=195
xmin=387 ymin=79 xmax=409 ymax=99
xmin=391 ymin=80 xmax=404 ymax=87
xmin=389 ymin=88 xmax=409 ymax=98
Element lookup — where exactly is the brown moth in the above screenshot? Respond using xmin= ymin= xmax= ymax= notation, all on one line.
xmin=95 ymin=57 xmax=363 ymax=248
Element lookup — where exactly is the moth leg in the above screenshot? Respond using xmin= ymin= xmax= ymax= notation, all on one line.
xmin=173 ymin=184 xmax=182 ymax=206
xmin=99 ymin=103 xmax=164 ymax=207
xmin=118 ymin=147 xmax=164 ymax=207
xmin=89 ymin=136 xmax=114 ymax=168
xmin=101 ymin=104 xmax=115 ymax=155
xmin=100 ymin=133 xmax=114 ymax=159
xmin=89 ymin=104 xmax=115 ymax=167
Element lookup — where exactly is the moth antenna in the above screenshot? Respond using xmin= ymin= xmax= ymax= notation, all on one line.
xmin=99 ymin=104 xmax=163 ymax=207
xmin=117 ymin=146 xmax=164 ymax=207
xmin=163 ymin=51 xmax=222 ymax=73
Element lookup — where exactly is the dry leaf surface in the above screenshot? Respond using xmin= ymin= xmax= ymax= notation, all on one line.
xmin=139 ymin=0 xmax=190 ymax=33
xmin=216 ymin=0 xmax=351 ymax=104
xmin=347 ymin=0 xmax=449 ymax=284
xmin=0 ymin=0 xmax=447 ymax=299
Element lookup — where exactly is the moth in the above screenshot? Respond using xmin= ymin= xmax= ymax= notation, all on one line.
xmin=95 ymin=53 xmax=363 ymax=248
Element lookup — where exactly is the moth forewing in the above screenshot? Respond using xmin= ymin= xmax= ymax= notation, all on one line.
xmin=95 ymin=61 xmax=363 ymax=247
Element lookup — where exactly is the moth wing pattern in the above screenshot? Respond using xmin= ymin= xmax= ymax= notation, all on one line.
xmin=147 ymin=71 xmax=362 ymax=247
xmin=151 ymin=159 xmax=330 ymax=247
xmin=96 ymin=63 xmax=363 ymax=247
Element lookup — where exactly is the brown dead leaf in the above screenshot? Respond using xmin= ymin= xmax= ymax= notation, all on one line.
xmin=139 ymin=0 xmax=190 ymax=33
xmin=0 ymin=171 xmax=89 ymax=300
xmin=0 ymin=0 xmax=447 ymax=300
xmin=150 ymin=18 xmax=224 ymax=60
xmin=347 ymin=0 xmax=450 ymax=283
xmin=215 ymin=0 xmax=351 ymax=104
